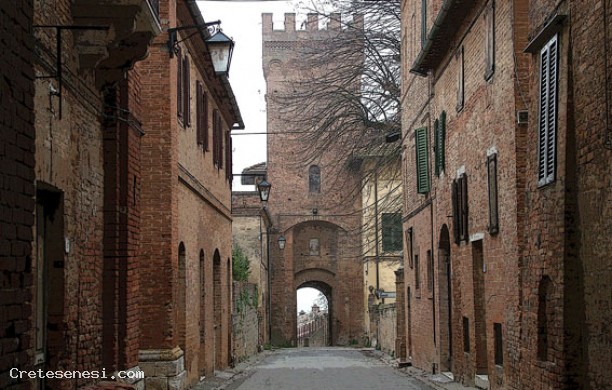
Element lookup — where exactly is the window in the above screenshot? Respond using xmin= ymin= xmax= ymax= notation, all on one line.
xmin=196 ymin=81 xmax=204 ymax=146
xmin=382 ymin=213 xmax=402 ymax=252
xmin=494 ymin=323 xmax=503 ymax=366
xmin=538 ymin=276 xmax=553 ymax=361
xmin=485 ymin=1 xmax=495 ymax=80
xmin=213 ymin=109 xmax=223 ymax=169
xmin=457 ymin=46 xmax=465 ymax=111
xmin=434 ymin=111 xmax=446 ymax=176
xmin=421 ymin=0 xmax=427 ymax=48
xmin=415 ymin=127 xmax=430 ymax=194
xmin=309 ymin=165 xmax=321 ymax=193
xmin=183 ymin=54 xmax=191 ymax=127
xmin=414 ymin=254 xmax=421 ymax=291
xmin=538 ymin=34 xmax=559 ymax=186
xmin=452 ymin=173 xmax=469 ymax=244
xmin=463 ymin=316 xmax=470 ymax=352
xmin=177 ymin=48 xmax=183 ymax=120
xmin=406 ymin=227 xmax=414 ymax=268
xmin=196 ymin=82 xmax=209 ymax=150
xmin=487 ymin=153 xmax=499 ymax=234
xmin=426 ymin=250 xmax=433 ymax=292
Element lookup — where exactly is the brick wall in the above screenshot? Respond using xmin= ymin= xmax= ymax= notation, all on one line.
xmin=0 ymin=1 xmax=35 ymax=389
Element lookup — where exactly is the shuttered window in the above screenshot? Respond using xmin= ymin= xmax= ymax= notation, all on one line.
xmin=177 ymin=48 xmax=183 ymax=120
xmin=203 ymin=92 xmax=209 ymax=151
xmin=487 ymin=153 xmax=499 ymax=234
xmin=196 ymin=81 xmax=203 ymax=146
xmin=434 ymin=111 xmax=446 ymax=176
xmin=213 ymin=109 xmax=220 ymax=168
xmin=183 ymin=55 xmax=191 ymax=127
xmin=415 ymin=127 xmax=430 ymax=194
xmin=538 ymin=34 xmax=558 ymax=186
xmin=225 ymin=132 xmax=232 ymax=182
xmin=421 ymin=0 xmax=427 ymax=48
xmin=452 ymin=173 xmax=469 ymax=244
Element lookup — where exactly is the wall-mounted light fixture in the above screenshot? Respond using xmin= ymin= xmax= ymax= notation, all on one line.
xmin=278 ymin=235 xmax=286 ymax=250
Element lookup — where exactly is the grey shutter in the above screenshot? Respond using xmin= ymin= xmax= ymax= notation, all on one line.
xmin=415 ymin=127 xmax=430 ymax=194
xmin=538 ymin=34 xmax=558 ymax=186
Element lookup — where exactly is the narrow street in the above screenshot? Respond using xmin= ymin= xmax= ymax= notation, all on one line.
xmin=215 ymin=348 xmax=435 ymax=390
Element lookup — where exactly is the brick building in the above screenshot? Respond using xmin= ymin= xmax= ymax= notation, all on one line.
xmin=399 ymin=0 xmax=611 ymax=389
xmin=1 ymin=0 xmax=241 ymax=389
xmin=262 ymin=13 xmax=366 ymax=347
xmin=137 ymin=1 xmax=243 ymax=388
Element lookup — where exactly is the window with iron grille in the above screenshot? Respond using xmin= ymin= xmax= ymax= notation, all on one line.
xmin=452 ymin=173 xmax=469 ymax=244
xmin=309 ymin=165 xmax=321 ymax=193
xmin=538 ymin=34 xmax=559 ymax=186
xmin=382 ymin=213 xmax=402 ymax=252
xmin=415 ymin=127 xmax=430 ymax=194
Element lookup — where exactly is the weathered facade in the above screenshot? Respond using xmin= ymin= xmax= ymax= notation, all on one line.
xmin=399 ymin=0 xmax=611 ymax=389
xmin=137 ymin=1 xmax=242 ymax=388
xmin=1 ymin=0 xmax=241 ymax=389
xmin=262 ymin=13 xmax=366 ymax=347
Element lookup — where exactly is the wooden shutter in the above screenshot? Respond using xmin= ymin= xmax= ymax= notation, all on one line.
xmin=177 ymin=49 xmax=183 ymax=120
xmin=487 ymin=153 xmax=499 ymax=234
xmin=196 ymin=81 xmax=203 ymax=145
xmin=213 ymin=110 xmax=219 ymax=167
xmin=538 ymin=34 xmax=558 ymax=186
xmin=203 ymin=92 xmax=209 ymax=151
xmin=415 ymin=127 xmax=430 ymax=194
xmin=460 ymin=174 xmax=469 ymax=241
xmin=452 ymin=179 xmax=460 ymax=244
xmin=183 ymin=55 xmax=191 ymax=127
xmin=225 ymin=132 xmax=231 ymax=180
xmin=434 ymin=119 xmax=440 ymax=177
xmin=219 ymin=124 xmax=224 ymax=170
xmin=439 ymin=111 xmax=446 ymax=173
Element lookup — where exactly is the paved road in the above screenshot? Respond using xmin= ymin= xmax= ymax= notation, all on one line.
xmin=223 ymin=347 xmax=435 ymax=390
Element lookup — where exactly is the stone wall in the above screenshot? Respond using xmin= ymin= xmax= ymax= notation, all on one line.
xmin=232 ymin=282 xmax=260 ymax=362
xmin=376 ymin=304 xmax=397 ymax=358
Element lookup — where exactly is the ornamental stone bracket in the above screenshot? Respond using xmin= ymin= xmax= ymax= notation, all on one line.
xmin=71 ymin=0 xmax=162 ymax=90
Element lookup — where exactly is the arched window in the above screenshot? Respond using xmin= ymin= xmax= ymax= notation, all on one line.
xmin=309 ymin=165 xmax=321 ymax=193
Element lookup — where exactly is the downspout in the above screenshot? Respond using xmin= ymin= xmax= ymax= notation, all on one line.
xmin=374 ymin=166 xmax=380 ymax=294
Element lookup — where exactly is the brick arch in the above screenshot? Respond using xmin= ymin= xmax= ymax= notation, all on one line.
xmin=295 ymin=269 xmax=335 ymax=346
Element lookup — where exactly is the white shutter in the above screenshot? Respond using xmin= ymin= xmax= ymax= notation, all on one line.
xmin=538 ymin=34 xmax=558 ymax=186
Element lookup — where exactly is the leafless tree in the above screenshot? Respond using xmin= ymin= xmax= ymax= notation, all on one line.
xmin=273 ymin=0 xmax=403 ymax=259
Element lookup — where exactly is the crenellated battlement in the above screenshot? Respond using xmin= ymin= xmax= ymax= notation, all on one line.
xmin=262 ymin=12 xmax=364 ymax=37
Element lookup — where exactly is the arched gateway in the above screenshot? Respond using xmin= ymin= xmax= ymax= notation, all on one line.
xmin=269 ymin=220 xmax=363 ymax=347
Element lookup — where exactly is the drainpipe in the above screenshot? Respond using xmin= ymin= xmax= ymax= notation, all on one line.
xmin=374 ymin=166 xmax=380 ymax=294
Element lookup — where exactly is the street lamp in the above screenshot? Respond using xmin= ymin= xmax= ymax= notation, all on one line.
xmin=205 ymin=30 xmax=235 ymax=75
xmin=256 ymin=179 xmax=271 ymax=202
xmin=278 ymin=235 xmax=286 ymax=250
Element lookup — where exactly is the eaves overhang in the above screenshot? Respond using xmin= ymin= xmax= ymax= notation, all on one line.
xmin=410 ymin=0 xmax=479 ymax=76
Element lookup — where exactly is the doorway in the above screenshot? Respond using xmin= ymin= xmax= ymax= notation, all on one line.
xmin=438 ymin=225 xmax=453 ymax=372
xmin=296 ymin=285 xmax=331 ymax=347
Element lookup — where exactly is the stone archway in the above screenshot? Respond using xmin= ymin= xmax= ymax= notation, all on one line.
xmin=296 ymin=281 xmax=332 ymax=347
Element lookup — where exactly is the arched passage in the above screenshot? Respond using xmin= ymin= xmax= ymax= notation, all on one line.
xmin=296 ymin=284 xmax=331 ymax=347
xmin=438 ymin=225 xmax=452 ymax=372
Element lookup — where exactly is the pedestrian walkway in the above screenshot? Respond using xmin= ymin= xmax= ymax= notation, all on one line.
xmin=194 ymin=348 xmax=478 ymax=390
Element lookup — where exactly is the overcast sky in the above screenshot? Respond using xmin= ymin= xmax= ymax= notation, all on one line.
xmin=198 ymin=1 xmax=300 ymax=190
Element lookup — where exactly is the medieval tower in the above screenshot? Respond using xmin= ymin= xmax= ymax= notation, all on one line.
xmin=262 ymin=13 xmax=366 ymax=346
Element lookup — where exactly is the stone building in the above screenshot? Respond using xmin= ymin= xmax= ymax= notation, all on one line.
xmin=262 ymin=13 xmax=366 ymax=347
xmin=399 ymin=0 xmax=611 ymax=389
xmin=137 ymin=0 xmax=243 ymax=388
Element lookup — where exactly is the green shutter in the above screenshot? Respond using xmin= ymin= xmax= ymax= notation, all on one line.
xmin=415 ymin=127 xmax=430 ymax=194
xmin=434 ymin=119 xmax=440 ymax=177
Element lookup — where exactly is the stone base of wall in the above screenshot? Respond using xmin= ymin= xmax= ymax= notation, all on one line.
xmin=139 ymin=348 xmax=186 ymax=390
